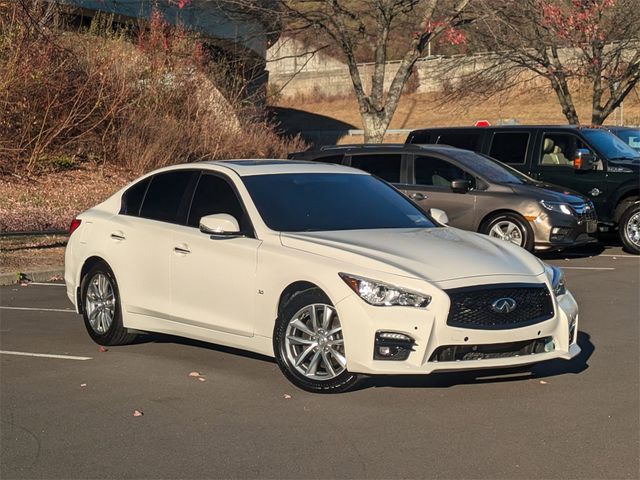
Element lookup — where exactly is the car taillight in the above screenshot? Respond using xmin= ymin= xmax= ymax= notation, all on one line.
xmin=69 ymin=218 xmax=82 ymax=236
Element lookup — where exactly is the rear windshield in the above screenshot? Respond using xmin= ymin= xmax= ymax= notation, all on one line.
xmin=242 ymin=173 xmax=436 ymax=232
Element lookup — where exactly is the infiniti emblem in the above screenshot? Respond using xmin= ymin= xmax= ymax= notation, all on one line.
xmin=491 ymin=297 xmax=517 ymax=313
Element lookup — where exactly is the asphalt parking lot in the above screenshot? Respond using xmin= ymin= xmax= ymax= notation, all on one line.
xmin=1 ymin=245 xmax=638 ymax=479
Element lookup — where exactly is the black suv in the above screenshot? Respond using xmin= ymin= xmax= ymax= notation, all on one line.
xmin=406 ymin=126 xmax=640 ymax=253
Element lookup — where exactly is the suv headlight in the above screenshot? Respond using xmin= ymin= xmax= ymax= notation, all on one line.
xmin=540 ymin=200 xmax=574 ymax=216
xmin=544 ymin=264 xmax=567 ymax=296
xmin=339 ymin=273 xmax=431 ymax=308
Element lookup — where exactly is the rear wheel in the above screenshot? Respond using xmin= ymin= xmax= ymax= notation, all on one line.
xmin=481 ymin=213 xmax=534 ymax=252
xmin=619 ymin=202 xmax=640 ymax=254
xmin=274 ymin=288 xmax=359 ymax=393
xmin=81 ymin=262 xmax=136 ymax=346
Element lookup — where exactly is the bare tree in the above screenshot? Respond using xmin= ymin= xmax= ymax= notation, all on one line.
xmin=229 ymin=0 xmax=472 ymax=142
xmin=469 ymin=0 xmax=640 ymax=125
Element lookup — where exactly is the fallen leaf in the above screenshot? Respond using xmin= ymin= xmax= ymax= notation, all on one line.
xmin=283 ymin=394 xmax=292 ymax=399
xmin=198 ymin=377 xmax=206 ymax=382
xmin=133 ymin=410 xmax=144 ymax=417
xmin=80 ymin=383 xmax=87 ymax=387
xmin=188 ymin=371 xmax=200 ymax=377
xmin=98 ymin=346 xmax=108 ymax=353
xmin=539 ymin=380 xmax=548 ymax=385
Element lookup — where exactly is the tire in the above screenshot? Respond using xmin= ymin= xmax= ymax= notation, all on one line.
xmin=480 ymin=212 xmax=534 ymax=252
xmin=273 ymin=288 xmax=359 ymax=393
xmin=619 ymin=202 xmax=640 ymax=255
xmin=80 ymin=261 xmax=137 ymax=346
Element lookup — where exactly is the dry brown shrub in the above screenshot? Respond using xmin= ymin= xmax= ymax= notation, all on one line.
xmin=0 ymin=2 xmax=306 ymax=177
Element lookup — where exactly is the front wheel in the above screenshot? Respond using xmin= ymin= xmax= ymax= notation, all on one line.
xmin=619 ymin=202 xmax=640 ymax=254
xmin=274 ymin=288 xmax=359 ymax=393
xmin=480 ymin=213 xmax=534 ymax=252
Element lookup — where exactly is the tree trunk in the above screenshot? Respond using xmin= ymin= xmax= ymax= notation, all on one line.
xmin=362 ymin=112 xmax=389 ymax=143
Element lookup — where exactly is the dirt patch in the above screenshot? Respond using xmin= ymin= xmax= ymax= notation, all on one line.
xmin=0 ymin=235 xmax=67 ymax=275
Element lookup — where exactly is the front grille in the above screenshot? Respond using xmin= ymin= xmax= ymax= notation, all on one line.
xmin=429 ymin=337 xmax=553 ymax=362
xmin=445 ymin=283 xmax=554 ymax=330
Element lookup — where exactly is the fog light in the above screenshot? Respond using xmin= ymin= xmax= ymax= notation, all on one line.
xmin=544 ymin=338 xmax=555 ymax=352
xmin=374 ymin=331 xmax=416 ymax=361
xmin=550 ymin=227 xmax=571 ymax=241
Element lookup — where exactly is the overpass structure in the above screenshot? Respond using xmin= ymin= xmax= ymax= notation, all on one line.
xmin=54 ymin=0 xmax=280 ymax=98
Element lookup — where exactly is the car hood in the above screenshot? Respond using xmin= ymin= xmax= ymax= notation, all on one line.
xmin=509 ymin=182 xmax=589 ymax=204
xmin=280 ymin=227 xmax=544 ymax=284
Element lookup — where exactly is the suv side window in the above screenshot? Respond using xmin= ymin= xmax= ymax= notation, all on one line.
xmin=489 ymin=132 xmax=530 ymax=164
xmin=139 ymin=170 xmax=198 ymax=224
xmin=120 ymin=177 xmax=150 ymax=216
xmin=187 ymin=174 xmax=251 ymax=233
xmin=414 ymin=156 xmax=475 ymax=188
xmin=539 ymin=133 xmax=590 ymax=167
xmin=435 ymin=133 xmax=481 ymax=150
xmin=350 ymin=154 xmax=402 ymax=183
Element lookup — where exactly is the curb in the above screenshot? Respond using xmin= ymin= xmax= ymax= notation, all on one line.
xmin=0 ymin=268 xmax=64 ymax=286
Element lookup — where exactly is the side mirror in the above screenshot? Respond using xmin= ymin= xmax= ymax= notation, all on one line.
xmin=574 ymin=148 xmax=595 ymax=171
xmin=199 ymin=214 xmax=241 ymax=236
xmin=450 ymin=179 xmax=470 ymax=194
xmin=430 ymin=208 xmax=449 ymax=225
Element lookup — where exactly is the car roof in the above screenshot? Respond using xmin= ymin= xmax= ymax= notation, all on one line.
xmin=199 ymin=159 xmax=367 ymax=176
xmin=294 ymin=143 xmax=465 ymax=156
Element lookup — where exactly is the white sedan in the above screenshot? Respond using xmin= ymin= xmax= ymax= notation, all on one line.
xmin=65 ymin=160 xmax=580 ymax=393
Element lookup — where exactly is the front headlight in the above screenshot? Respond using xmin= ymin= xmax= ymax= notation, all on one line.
xmin=544 ymin=264 xmax=567 ymax=296
xmin=339 ymin=273 xmax=431 ymax=308
xmin=540 ymin=200 xmax=574 ymax=216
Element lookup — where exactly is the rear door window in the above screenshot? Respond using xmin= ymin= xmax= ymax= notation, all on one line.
xmin=489 ymin=132 xmax=530 ymax=164
xmin=435 ymin=133 xmax=481 ymax=151
xmin=120 ymin=177 xmax=150 ymax=216
xmin=139 ymin=170 xmax=199 ymax=224
xmin=187 ymin=174 xmax=251 ymax=233
xmin=350 ymin=154 xmax=402 ymax=183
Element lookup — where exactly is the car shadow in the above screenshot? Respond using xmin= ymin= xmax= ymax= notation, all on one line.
xmin=357 ymin=331 xmax=593 ymax=391
xmin=538 ymin=232 xmax=624 ymax=260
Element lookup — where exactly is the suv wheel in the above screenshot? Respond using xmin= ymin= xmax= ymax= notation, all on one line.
xmin=274 ymin=288 xmax=359 ymax=393
xmin=481 ymin=213 xmax=534 ymax=251
xmin=619 ymin=202 xmax=640 ymax=254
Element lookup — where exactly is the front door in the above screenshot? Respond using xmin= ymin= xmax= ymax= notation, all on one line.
xmin=171 ymin=173 xmax=261 ymax=337
xmin=532 ymin=132 xmax=608 ymax=211
xmin=401 ymin=155 xmax=477 ymax=230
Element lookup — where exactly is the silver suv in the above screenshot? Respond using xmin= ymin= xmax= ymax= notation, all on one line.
xmin=290 ymin=144 xmax=597 ymax=252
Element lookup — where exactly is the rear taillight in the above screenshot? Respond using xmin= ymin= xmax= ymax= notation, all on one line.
xmin=69 ymin=218 xmax=82 ymax=236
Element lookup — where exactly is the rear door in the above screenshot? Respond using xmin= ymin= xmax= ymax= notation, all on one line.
xmin=402 ymin=154 xmax=478 ymax=230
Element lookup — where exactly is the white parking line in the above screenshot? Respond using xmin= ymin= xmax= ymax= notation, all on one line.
xmin=29 ymin=282 xmax=65 ymax=286
xmin=560 ymin=267 xmax=615 ymax=270
xmin=0 ymin=306 xmax=75 ymax=313
xmin=0 ymin=350 xmax=92 ymax=361
xmin=562 ymin=254 xmax=638 ymax=259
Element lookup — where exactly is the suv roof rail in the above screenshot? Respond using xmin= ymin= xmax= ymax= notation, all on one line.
xmin=318 ymin=143 xmax=455 ymax=151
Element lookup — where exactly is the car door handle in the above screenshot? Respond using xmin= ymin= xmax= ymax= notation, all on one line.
xmin=173 ymin=245 xmax=191 ymax=255
xmin=110 ymin=231 xmax=126 ymax=241
xmin=410 ymin=192 xmax=427 ymax=201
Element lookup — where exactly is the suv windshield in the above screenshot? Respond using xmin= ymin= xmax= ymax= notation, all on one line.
xmin=612 ymin=129 xmax=640 ymax=153
xmin=449 ymin=150 xmax=536 ymax=185
xmin=243 ymin=173 xmax=437 ymax=232
xmin=582 ymin=129 xmax=640 ymax=161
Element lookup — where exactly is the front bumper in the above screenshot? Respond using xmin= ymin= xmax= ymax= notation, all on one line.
xmin=531 ymin=211 xmax=597 ymax=250
xmin=336 ymin=285 xmax=580 ymax=375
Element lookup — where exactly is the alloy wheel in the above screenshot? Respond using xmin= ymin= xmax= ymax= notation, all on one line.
xmin=84 ymin=273 xmax=116 ymax=335
xmin=489 ymin=220 xmax=524 ymax=246
xmin=626 ymin=212 xmax=640 ymax=248
xmin=284 ymin=303 xmax=346 ymax=381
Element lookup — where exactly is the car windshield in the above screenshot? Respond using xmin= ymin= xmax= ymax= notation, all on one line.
xmin=242 ymin=173 xmax=437 ymax=232
xmin=582 ymin=129 xmax=640 ymax=160
xmin=449 ymin=150 xmax=536 ymax=185
xmin=612 ymin=129 xmax=640 ymax=153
